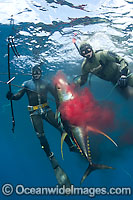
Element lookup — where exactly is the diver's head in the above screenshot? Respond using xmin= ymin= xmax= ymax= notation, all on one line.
xmin=79 ymin=42 xmax=93 ymax=59
xmin=32 ymin=65 xmax=42 ymax=80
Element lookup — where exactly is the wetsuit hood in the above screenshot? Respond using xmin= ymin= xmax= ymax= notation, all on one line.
xmin=79 ymin=41 xmax=94 ymax=59
xmin=32 ymin=66 xmax=42 ymax=80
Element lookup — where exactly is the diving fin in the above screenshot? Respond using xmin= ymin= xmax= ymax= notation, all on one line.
xmin=49 ymin=153 xmax=71 ymax=188
xmin=80 ymin=163 xmax=115 ymax=185
xmin=54 ymin=166 xmax=71 ymax=188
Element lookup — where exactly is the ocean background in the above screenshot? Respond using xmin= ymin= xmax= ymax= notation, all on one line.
xmin=0 ymin=0 xmax=133 ymax=199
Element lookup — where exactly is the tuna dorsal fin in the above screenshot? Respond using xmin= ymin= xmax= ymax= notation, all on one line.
xmin=61 ymin=132 xmax=68 ymax=160
xmin=86 ymin=126 xmax=118 ymax=147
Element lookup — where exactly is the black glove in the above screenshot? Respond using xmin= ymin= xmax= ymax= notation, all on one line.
xmin=117 ymin=75 xmax=127 ymax=88
xmin=6 ymin=91 xmax=14 ymax=100
xmin=117 ymin=67 xmax=128 ymax=88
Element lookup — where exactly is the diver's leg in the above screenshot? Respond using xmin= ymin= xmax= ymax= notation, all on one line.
xmin=30 ymin=113 xmax=51 ymax=156
xmin=30 ymin=113 xmax=71 ymax=187
xmin=42 ymin=109 xmax=77 ymax=152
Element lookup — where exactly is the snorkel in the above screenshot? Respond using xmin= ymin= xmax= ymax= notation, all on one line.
xmin=72 ymin=37 xmax=81 ymax=54
xmin=72 ymin=37 xmax=93 ymax=59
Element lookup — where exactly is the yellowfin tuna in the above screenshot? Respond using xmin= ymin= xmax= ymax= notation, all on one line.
xmin=54 ymin=71 xmax=117 ymax=184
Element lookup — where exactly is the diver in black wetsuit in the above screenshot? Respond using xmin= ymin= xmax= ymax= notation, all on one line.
xmin=6 ymin=65 xmax=73 ymax=187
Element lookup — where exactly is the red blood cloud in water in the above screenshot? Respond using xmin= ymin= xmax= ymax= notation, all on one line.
xmin=53 ymin=71 xmax=114 ymax=131
xmin=53 ymin=71 xmax=67 ymax=87
xmin=59 ymin=88 xmax=114 ymax=130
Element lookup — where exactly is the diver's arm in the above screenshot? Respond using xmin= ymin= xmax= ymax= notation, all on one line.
xmin=105 ymin=51 xmax=129 ymax=73
xmin=115 ymin=55 xmax=129 ymax=87
xmin=103 ymin=51 xmax=129 ymax=87
xmin=113 ymin=53 xmax=128 ymax=73
xmin=47 ymin=83 xmax=60 ymax=114
xmin=75 ymin=59 xmax=89 ymax=87
xmin=116 ymin=56 xmax=129 ymax=75
xmin=47 ymin=83 xmax=59 ymax=102
xmin=78 ymin=73 xmax=89 ymax=87
xmin=11 ymin=82 xmax=27 ymax=100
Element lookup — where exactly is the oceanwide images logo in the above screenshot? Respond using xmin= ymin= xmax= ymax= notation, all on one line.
xmin=1 ymin=184 xmax=132 ymax=197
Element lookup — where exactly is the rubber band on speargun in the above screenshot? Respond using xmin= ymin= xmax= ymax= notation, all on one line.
xmin=11 ymin=37 xmax=20 ymax=57
xmin=8 ymin=36 xmax=20 ymax=57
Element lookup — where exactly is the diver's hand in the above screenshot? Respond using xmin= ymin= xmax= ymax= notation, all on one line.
xmin=6 ymin=91 xmax=14 ymax=100
xmin=117 ymin=75 xmax=127 ymax=88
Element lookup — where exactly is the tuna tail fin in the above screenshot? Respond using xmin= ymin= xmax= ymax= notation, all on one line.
xmin=80 ymin=164 xmax=115 ymax=185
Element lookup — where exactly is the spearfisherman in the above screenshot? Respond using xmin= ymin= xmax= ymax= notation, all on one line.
xmin=73 ymin=39 xmax=133 ymax=98
xmin=6 ymin=65 xmax=75 ymax=187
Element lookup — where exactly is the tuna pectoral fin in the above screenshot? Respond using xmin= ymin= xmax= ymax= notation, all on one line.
xmin=86 ymin=126 xmax=118 ymax=147
xmin=61 ymin=132 xmax=68 ymax=160
xmin=80 ymin=164 xmax=114 ymax=185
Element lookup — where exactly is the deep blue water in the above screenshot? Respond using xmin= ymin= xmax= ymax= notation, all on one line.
xmin=0 ymin=0 xmax=133 ymax=199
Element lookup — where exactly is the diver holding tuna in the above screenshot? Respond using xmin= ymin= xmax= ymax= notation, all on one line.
xmin=6 ymin=65 xmax=76 ymax=187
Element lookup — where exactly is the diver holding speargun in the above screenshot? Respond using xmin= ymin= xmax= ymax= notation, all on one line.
xmin=6 ymin=65 xmax=72 ymax=187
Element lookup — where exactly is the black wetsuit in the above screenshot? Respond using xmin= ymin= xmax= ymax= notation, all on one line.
xmin=11 ymin=78 xmax=73 ymax=157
